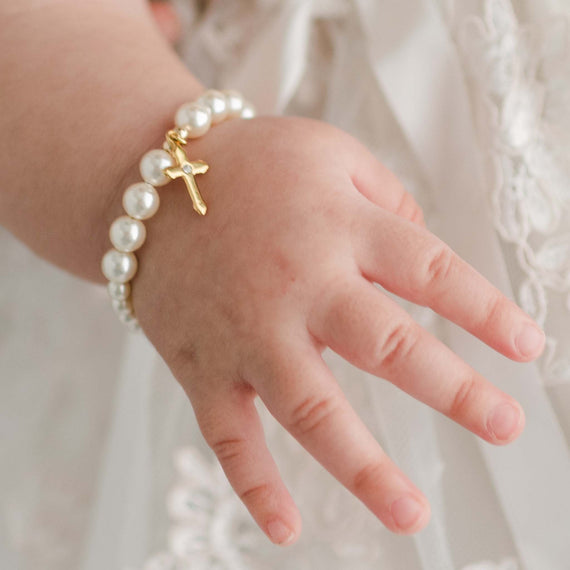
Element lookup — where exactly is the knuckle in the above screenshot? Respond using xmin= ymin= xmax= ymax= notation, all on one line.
xmin=287 ymin=394 xmax=340 ymax=437
xmin=367 ymin=322 xmax=418 ymax=371
xmin=448 ymin=376 xmax=480 ymax=421
xmin=210 ymin=437 xmax=247 ymax=463
xmin=411 ymin=205 xmax=425 ymax=225
xmin=420 ymin=246 xmax=455 ymax=293
xmin=239 ymin=482 xmax=273 ymax=504
xmin=479 ymin=293 xmax=506 ymax=332
xmin=352 ymin=460 xmax=388 ymax=495
xmin=396 ymin=191 xmax=424 ymax=223
xmin=196 ymin=406 xmax=240 ymax=452
xmin=395 ymin=190 xmax=410 ymax=218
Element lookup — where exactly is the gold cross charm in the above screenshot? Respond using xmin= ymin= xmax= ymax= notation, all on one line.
xmin=163 ymin=129 xmax=209 ymax=215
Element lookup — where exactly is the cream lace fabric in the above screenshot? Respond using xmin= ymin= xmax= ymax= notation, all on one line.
xmin=1 ymin=1 xmax=570 ymax=569
xmin=456 ymin=0 xmax=570 ymax=387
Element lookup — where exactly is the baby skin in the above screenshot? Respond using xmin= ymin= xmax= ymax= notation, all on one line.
xmin=0 ymin=0 xmax=545 ymax=547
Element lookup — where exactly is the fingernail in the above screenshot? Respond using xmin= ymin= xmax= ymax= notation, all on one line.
xmin=267 ymin=519 xmax=295 ymax=545
xmin=390 ymin=495 xmax=423 ymax=530
xmin=515 ymin=323 xmax=545 ymax=358
xmin=487 ymin=402 xmax=521 ymax=441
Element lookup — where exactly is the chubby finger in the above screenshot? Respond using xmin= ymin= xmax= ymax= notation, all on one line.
xmin=308 ymin=275 xmax=525 ymax=445
xmin=342 ymin=134 xmax=425 ymax=225
xmin=191 ymin=382 xmax=302 ymax=546
xmin=246 ymin=334 xmax=431 ymax=534
xmin=352 ymin=203 xmax=545 ymax=362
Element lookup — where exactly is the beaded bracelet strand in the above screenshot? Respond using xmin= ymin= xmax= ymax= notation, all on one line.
xmin=101 ymin=89 xmax=256 ymax=331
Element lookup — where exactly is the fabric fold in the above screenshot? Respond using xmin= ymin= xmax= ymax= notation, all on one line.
xmin=354 ymin=0 xmax=570 ymax=567
xmin=222 ymin=0 xmax=316 ymax=114
xmin=80 ymin=333 xmax=158 ymax=570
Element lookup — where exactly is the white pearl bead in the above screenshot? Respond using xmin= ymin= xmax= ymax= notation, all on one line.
xmin=101 ymin=249 xmax=138 ymax=283
xmin=174 ymin=102 xmax=212 ymax=138
xmin=118 ymin=311 xmax=140 ymax=332
xmin=240 ymin=102 xmax=256 ymax=119
xmin=223 ymin=89 xmax=245 ymax=117
xmin=122 ymin=182 xmax=160 ymax=220
xmin=140 ymin=149 xmax=175 ymax=187
xmin=198 ymin=89 xmax=228 ymax=124
xmin=107 ymin=281 xmax=130 ymax=300
xmin=112 ymin=299 xmax=140 ymax=331
xmin=111 ymin=297 xmax=132 ymax=314
xmin=109 ymin=215 xmax=146 ymax=253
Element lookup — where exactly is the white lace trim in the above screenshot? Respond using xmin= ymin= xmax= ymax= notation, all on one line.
xmin=457 ymin=0 xmax=570 ymax=386
xmin=136 ymin=447 xmax=262 ymax=570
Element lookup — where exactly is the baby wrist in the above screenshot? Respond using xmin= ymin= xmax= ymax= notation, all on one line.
xmin=100 ymin=88 xmax=256 ymax=331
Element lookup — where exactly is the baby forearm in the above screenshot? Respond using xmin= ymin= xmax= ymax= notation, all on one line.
xmin=0 ymin=1 xmax=204 ymax=283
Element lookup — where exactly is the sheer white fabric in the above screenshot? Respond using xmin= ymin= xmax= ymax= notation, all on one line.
xmin=1 ymin=0 xmax=570 ymax=569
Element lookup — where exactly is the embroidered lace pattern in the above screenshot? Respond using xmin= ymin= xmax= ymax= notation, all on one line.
xmin=137 ymin=447 xmax=263 ymax=570
xmin=135 ymin=445 xmax=520 ymax=570
xmin=457 ymin=0 xmax=570 ymax=386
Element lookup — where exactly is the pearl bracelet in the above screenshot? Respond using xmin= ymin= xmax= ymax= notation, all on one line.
xmin=101 ymin=89 xmax=256 ymax=331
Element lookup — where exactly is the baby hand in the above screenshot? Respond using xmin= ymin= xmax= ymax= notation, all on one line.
xmin=130 ymin=115 xmax=544 ymax=545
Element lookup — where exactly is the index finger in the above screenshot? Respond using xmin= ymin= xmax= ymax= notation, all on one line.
xmin=352 ymin=202 xmax=545 ymax=362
